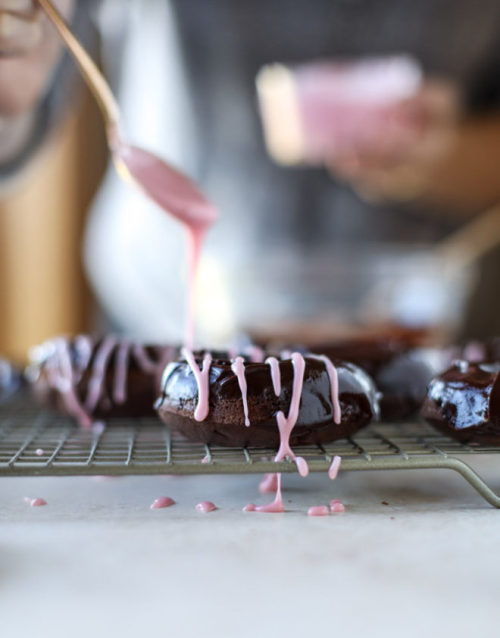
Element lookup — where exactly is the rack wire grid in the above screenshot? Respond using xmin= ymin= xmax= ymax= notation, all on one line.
xmin=1 ymin=391 xmax=500 ymax=507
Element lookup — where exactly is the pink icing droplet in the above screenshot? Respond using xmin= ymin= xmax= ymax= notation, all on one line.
xmin=328 ymin=455 xmax=342 ymax=480
xmin=245 ymin=473 xmax=285 ymax=513
xmin=259 ymin=473 xmax=279 ymax=494
xmin=330 ymin=499 xmax=345 ymax=513
xmin=195 ymin=501 xmax=216 ymax=513
xmin=307 ymin=505 xmax=330 ymax=517
xmin=35 ymin=448 xmax=44 ymax=456
xmin=150 ymin=497 xmax=175 ymax=510
xmin=24 ymin=497 xmax=47 ymax=507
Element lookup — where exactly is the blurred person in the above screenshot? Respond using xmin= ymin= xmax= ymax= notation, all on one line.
xmin=2 ymin=0 xmax=500 ymax=346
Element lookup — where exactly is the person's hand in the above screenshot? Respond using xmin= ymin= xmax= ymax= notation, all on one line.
xmin=0 ymin=0 xmax=74 ymax=116
xmin=328 ymin=80 xmax=462 ymax=202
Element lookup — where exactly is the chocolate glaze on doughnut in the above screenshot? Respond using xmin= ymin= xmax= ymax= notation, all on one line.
xmin=265 ymin=337 xmax=451 ymax=420
xmin=156 ymin=350 xmax=379 ymax=448
xmin=26 ymin=335 xmax=177 ymax=427
xmin=421 ymin=361 xmax=500 ymax=445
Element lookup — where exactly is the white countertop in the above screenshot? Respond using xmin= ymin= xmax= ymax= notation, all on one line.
xmin=1 ymin=458 xmax=499 ymax=638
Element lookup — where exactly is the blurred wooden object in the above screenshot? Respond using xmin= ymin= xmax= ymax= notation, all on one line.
xmin=0 ymin=88 xmax=107 ymax=363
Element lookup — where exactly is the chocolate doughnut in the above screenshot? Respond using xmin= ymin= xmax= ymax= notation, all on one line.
xmin=156 ymin=349 xmax=379 ymax=452
xmin=263 ymin=336 xmax=451 ymax=420
xmin=26 ymin=335 xmax=177 ymax=427
xmin=421 ymin=360 xmax=500 ymax=445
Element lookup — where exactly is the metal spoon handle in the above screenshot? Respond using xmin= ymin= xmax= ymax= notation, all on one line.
xmin=36 ymin=0 xmax=121 ymax=142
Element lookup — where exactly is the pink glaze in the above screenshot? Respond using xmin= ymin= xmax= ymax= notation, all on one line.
xmin=150 ymin=496 xmax=175 ymax=509
xmin=307 ymin=505 xmax=330 ymax=517
xmin=265 ymin=356 xmax=281 ymax=396
xmin=35 ymin=448 xmax=44 ymax=456
xmin=114 ymin=143 xmax=217 ymax=350
xmin=231 ymin=356 xmax=250 ymax=426
xmin=330 ymin=498 xmax=345 ymax=513
xmin=131 ymin=344 xmax=158 ymax=373
xmin=92 ymin=421 xmax=106 ymax=435
xmin=181 ymin=348 xmax=212 ymax=421
xmin=113 ymin=340 xmax=131 ymax=404
xmin=52 ymin=338 xmax=93 ymax=428
xmin=85 ymin=336 xmax=118 ymax=412
xmin=114 ymin=143 xmax=217 ymax=230
xmin=41 ymin=337 xmax=176 ymax=429
xmin=274 ymin=353 xmax=309 ymax=477
xmin=24 ymin=497 xmax=47 ymax=507
xmin=463 ymin=341 xmax=486 ymax=363
xmin=244 ymin=345 xmax=265 ymax=363
xmin=195 ymin=501 xmax=217 ymax=513
xmin=244 ymin=473 xmax=284 ymax=513
xmin=201 ymin=454 xmax=211 ymax=464
xmin=184 ymin=225 xmax=207 ymax=349
xmin=259 ymin=472 xmax=279 ymax=494
xmin=309 ymin=354 xmax=341 ymax=424
xmin=328 ymin=455 xmax=342 ymax=480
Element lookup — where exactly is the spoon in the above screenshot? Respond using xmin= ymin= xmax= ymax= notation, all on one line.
xmin=36 ymin=0 xmax=217 ymax=230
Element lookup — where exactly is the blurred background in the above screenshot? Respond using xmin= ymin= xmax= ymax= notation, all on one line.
xmin=2 ymin=0 xmax=500 ymax=362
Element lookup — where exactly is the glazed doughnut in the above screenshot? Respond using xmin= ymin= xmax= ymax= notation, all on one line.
xmin=264 ymin=336 xmax=451 ymax=420
xmin=421 ymin=360 xmax=500 ymax=446
xmin=156 ymin=349 xmax=380 ymax=452
xmin=26 ymin=335 xmax=177 ymax=427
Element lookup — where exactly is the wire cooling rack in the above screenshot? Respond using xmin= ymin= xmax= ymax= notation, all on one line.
xmin=1 ymin=392 xmax=500 ymax=507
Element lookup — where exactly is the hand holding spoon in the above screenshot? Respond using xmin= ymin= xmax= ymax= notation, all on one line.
xmin=36 ymin=0 xmax=217 ymax=230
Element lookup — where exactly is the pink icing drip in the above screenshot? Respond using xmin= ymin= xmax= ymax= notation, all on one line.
xmin=85 ymin=336 xmax=118 ymax=412
xmin=307 ymin=505 xmax=330 ymax=517
xmin=231 ymin=356 xmax=250 ymax=426
xmin=328 ymin=455 xmax=342 ymax=480
xmin=181 ymin=348 xmax=212 ymax=421
xmin=53 ymin=338 xmax=93 ymax=428
xmin=150 ymin=496 xmax=175 ymax=509
xmin=195 ymin=501 xmax=216 ymax=513
xmin=244 ymin=473 xmax=284 ymax=513
xmin=185 ymin=226 xmax=207 ymax=350
xmin=74 ymin=334 xmax=94 ymax=371
xmin=274 ymin=353 xmax=309 ymax=477
xmin=45 ymin=337 xmax=169 ymax=429
xmin=201 ymin=454 xmax=210 ymax=464
xmin=330 ymin=498 xmax=345 ymax=513
xmin=113 ymin=341 xmax=131 ymax=404
xmin=265 ymin=356 xmax=281 ymax=396
xmin=35 ymin=448 xmax=44 ymax=456
xmin=259 ymin=472 xmax=279 ymax=494
xmin=309 ymin=354 xmax=341 ymax=424
xmin=24 ymin=497 xmax=47 ymax=507
xmin=131 ymin=344 xmax=158 ymax=374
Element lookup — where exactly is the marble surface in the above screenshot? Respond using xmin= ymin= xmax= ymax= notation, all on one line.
xmin=1 ymin=458 xmax=500 ymax=638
